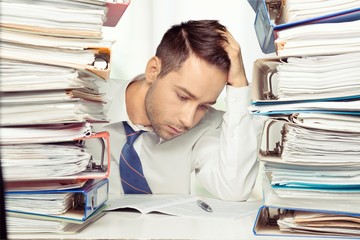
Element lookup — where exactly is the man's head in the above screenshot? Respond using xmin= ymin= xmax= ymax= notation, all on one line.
xmin=144 ymin=20 xmax=231 ymax=140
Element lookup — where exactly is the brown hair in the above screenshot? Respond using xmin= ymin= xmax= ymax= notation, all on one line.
xmin=155 ymin=20 xmax=230 ymax=78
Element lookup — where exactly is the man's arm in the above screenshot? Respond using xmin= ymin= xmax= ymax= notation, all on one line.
xmin=192 ymin=31 xmax=264 ymax=201
xmin=222 ymin=30 xmax=248 ymax=88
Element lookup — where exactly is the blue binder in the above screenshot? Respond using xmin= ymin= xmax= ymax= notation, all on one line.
xmin=248 ymin=0 xmax=360 ymax=54
xmin=253 ymin=205 xmax=360 ymax=238
xmin=6 ymin=178 xmax=109 ymax=222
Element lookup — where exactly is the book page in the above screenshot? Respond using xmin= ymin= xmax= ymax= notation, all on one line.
xmin=105 ymin=194 xmax=261 ymax=219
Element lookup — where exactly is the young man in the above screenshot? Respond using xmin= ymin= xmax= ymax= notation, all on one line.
xmin=104 ymin=20 xmax=263 ymax=201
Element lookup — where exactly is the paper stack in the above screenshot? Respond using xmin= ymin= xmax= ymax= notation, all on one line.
xmin=248 ymin=0 xmax=360 ymax=54
xmin=0 ymin=0 xmax=130 ymax=235
xmin=248 ymin=0 xmax=360 ymax=238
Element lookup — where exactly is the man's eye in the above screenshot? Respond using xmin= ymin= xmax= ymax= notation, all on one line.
xmin=177 ymin=94 xmax=188 ymax=101
xmin=198 ymin=105 xmax=209 ymax=110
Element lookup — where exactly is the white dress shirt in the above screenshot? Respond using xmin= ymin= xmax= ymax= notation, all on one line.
xmin=102 ymin=79 xmax=264 ymax=201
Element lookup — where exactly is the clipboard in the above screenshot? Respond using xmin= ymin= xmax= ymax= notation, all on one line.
xmin=248 ymin=0 xmax=360 ymax=53
xmin=253 ymin=205 xmax=360 ymax=238
xmin=6 ymin=178 xmax=109 ymax=222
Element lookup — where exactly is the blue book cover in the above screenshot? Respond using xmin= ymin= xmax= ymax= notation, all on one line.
xmin=6 ymin=178 xmax=109 ymax=222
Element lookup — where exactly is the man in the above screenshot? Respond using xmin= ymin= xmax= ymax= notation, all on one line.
xmin=104 ymin=20 xmax=263 ymax=201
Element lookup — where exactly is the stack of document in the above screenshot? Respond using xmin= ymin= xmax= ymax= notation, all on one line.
xmin=253 ymin=117 xmax=360 ymax=237
xmin=0 ymin=0 xmax=130 ymax=235
xmin=0 ymin=0 xmax=108 ymax=38
xmin=277 ymin=0 xmax=360 ymax=24
xmin=249 ymin=53 xmax=360 ymax=116
xmin=274 ymin=19 xmax=360 ymax=57
xmin=247 ymin=0 xmax=360 ymax=54
xmin=248 ymin=1 xmax=360 ymax=238
xmin=6 ymin=179 xmax=108 ymax=234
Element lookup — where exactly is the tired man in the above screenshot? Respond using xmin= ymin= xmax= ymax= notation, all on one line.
xmin=104 ymin=20 xmax=263 ymax=201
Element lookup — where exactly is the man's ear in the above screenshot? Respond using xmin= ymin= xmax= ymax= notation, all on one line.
xmin=145 ymin=56 xmax=161 ymax=83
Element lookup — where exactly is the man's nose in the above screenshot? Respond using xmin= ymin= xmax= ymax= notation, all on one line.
xmin=179 ymin=105 xmax=196 ymax=128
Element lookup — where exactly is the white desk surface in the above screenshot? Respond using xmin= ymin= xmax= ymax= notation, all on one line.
xmin=9 ymin=211 xmax=347 ymax=240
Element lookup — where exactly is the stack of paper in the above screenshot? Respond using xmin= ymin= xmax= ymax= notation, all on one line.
xmin=0 ymin=0 xmax=108 ymax=38
xmin=1 ymin=143 xmax=92 ymax=180
xmin=0 ymin=59 xmax=104 ymax=92
xmin=247 ymin=0 xmax=360 ymax=54
xmin=249 ymin=1 xmax=360 ymax=238
xmin=277 ymin=0 xmax=360 ymax=24
xmin=275 ymin=20 xmax=360 ymax=57
xmin=249 ymin=53 xmax=360 ymax=116
xmin=275 ymin=53 xmax=360 ymax=100
xmin=0 ymin=0 xmax=130 ymax=235
xmin=277 ymin=210 xmax=360 ymax=237
xmin=253 ymin=117 xmax=360 ymax=237
xmin=6 ymin=178 xmax=108 ymax=233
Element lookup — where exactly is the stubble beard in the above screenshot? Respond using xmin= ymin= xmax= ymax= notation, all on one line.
xmin=144 ymin=85 xmax=164 ymax=139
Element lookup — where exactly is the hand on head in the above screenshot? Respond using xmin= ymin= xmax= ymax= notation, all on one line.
xmin=221 ymin=30 xmax=248 ymax=88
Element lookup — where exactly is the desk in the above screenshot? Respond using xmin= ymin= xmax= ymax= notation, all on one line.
xmin=9 ymin=211 xmax=347 ymax=240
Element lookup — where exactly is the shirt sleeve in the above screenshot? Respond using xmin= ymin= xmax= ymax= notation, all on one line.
xmin=192 ymin=85 xmax=265 ymax=201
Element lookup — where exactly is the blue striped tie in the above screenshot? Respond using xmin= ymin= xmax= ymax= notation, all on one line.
xmin=120 ymin=121 xmax=152 ymax=194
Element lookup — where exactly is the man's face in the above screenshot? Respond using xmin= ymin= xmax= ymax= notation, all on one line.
xmin=145 ymin=55 xmax=227 ymax=140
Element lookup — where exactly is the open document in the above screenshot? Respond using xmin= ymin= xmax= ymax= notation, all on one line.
xmin=105 ymin=194 xmax=261 ymax=219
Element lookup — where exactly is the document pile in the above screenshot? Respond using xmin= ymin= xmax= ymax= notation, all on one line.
xmin=0 ymin=0 xmax=130 ymax=235
xmin=248 ymin=0 xmax=360 ymax=54
xmin=248 ymin=0 xmax=360 ymax=238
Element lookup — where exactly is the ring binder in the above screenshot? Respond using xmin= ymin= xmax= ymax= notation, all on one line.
xmin=259 ymin=206 xmax=292 ymax=227
xmin=251 ymin=56 xmax=360 ymax=105
xmin=248 ymin=0 xmax=360 ymax=53
xmin=254 ymin=205 xmax=360 ymax=238
xmin=6 ymin=178 xmax=109 ymax=222
xmin=264 ymin=120 xmax=283 ymax=157
xmin=263 ymin=68 xmax=278 ymax=100
xmin=73 ymin=131 xmax=111 ymax=179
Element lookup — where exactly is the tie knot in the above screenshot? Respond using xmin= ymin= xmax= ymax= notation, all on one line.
xmin=123 ymin=121 xmax=143 ymax=144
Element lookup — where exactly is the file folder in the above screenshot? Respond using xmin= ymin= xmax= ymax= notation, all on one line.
xmin=253 ymin=205 xmax=360 ymax=238
xmin=2 ymin=131 xmax=111 ymax=181
xmin=6 ymin=178 xmax=109 ymax=222
xmin=248 ymin=0 xmax=360 ymax=53
xmin=7 ymin=206 xmax=105 ymax=234
xmin=1 ymin=45 xmax=112 ymax=80
xmin=258 ymin=118 xmax=360 ymax=166
xmin=103 ymin=0 xmax=131 ymax=27
xmin=250 ymin=57 xmax=360 ymax=105
xmin=261 ymin=168 xmax=360 ymax=214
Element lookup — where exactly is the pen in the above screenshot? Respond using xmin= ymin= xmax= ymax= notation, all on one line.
xmin=196 ymin=200 xmax=213 ymax=213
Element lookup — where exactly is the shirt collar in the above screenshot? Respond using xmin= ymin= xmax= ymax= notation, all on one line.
xmin=105 ymin=78 xmax=153 ymax=132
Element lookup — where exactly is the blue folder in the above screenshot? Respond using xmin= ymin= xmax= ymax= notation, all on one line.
xmin=248 ymin=0 xmax=360 ymax=54
xmin=6 ymin=178 xmax=109 ymax=222
xmin=253 ymin=205 xmax=360 ymax=238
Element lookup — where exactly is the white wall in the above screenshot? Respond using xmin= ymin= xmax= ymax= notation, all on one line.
xmin=103 ymin=0 xmax=269 ymax=200
xmin=103 ymin=0 xmax=267 ymax=84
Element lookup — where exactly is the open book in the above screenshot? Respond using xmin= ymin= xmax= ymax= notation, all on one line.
xmin=105 ymin=194 xmax=261 ymax=219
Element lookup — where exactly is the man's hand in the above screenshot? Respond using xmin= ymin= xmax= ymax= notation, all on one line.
xmin=222 ymin=30 xmax=248 ymax=88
